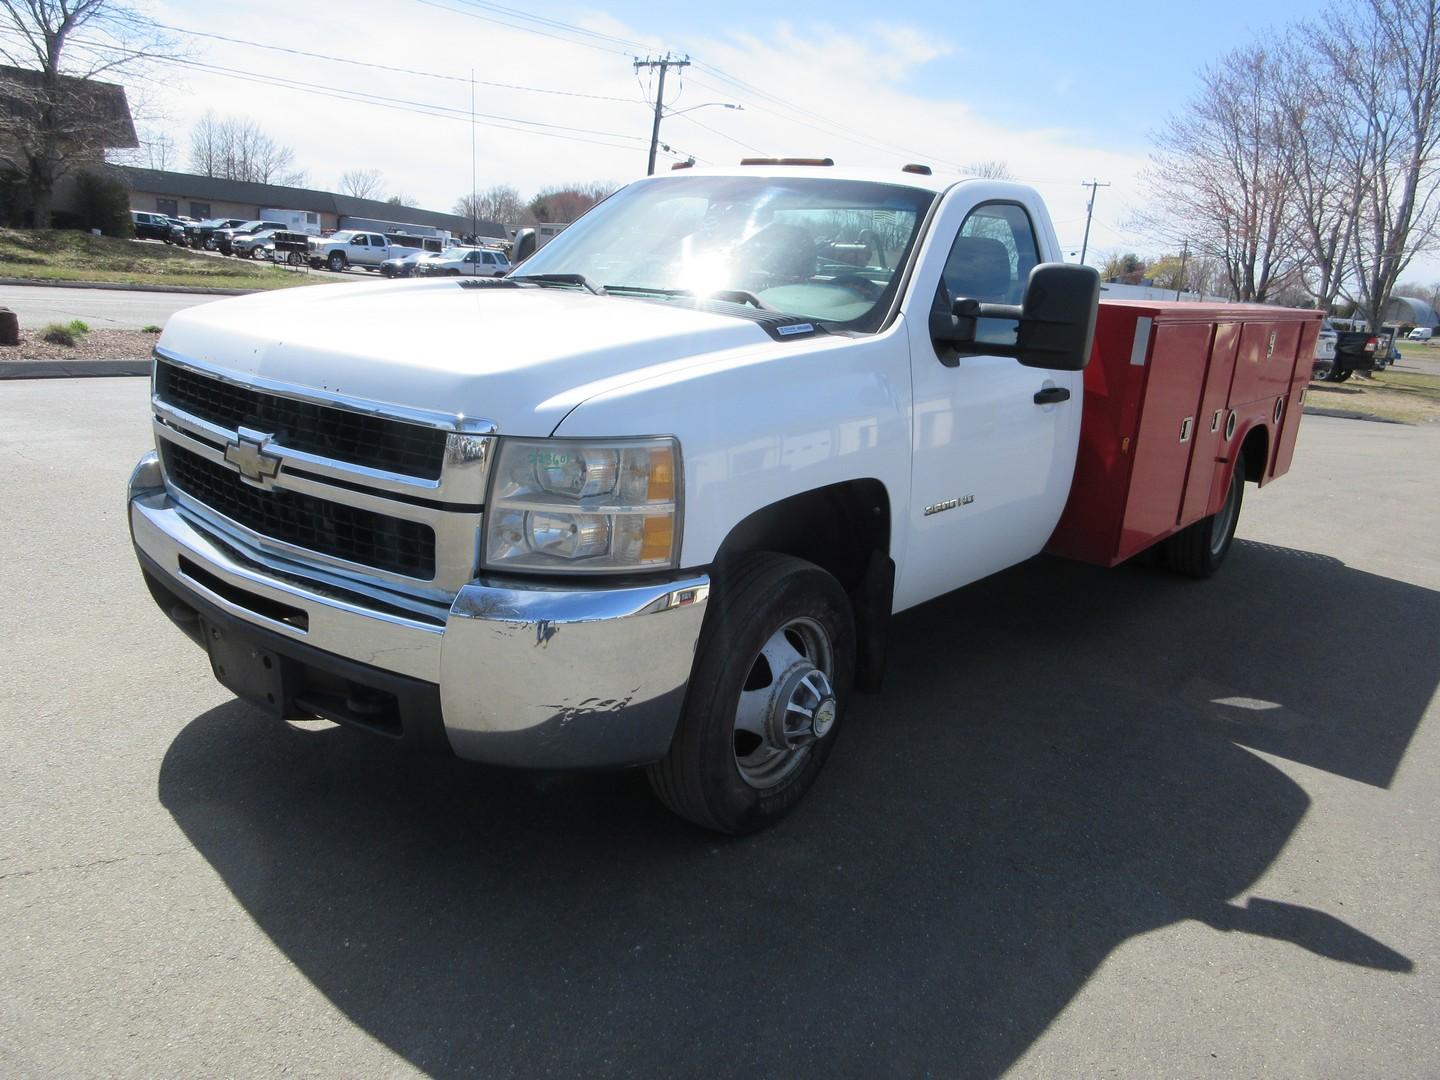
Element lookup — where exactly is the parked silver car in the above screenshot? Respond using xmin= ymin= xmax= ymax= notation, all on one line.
xmin=418 ymin=247 xmax=511 ymax=277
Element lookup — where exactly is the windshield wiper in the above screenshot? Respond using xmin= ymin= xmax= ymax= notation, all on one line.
xmin=509 ymin=273 xmax=606 ymax=296
xmin=603 ymin=285 xmax=777 ymax=312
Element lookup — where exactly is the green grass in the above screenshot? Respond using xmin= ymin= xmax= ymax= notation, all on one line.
xmin=39 ymin=319 xmax=90 ymax=346
xmin=0 ymin=228 xmax=321 ymax=290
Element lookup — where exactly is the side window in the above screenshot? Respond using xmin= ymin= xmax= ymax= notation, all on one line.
xmin=351 ymin=235 xmax=367 ymax=247
xmin=938 ymin=201 xmax=1041 ymax=347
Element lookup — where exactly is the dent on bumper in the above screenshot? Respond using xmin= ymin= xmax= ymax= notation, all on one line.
xmin=129 ymin=451 xmax=710 ymax=770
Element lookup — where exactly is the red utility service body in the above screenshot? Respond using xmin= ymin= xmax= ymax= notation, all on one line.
xmin=1047 ymin=300 xmax=1322 ymax=567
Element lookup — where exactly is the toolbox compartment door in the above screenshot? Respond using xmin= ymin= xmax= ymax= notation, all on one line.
xmin=1179 ymin=321 xmax=1240 ymax=526
xmin=1270 ymin=320 xmax=1319 ymax=480
xmin=1116 ymin=321 xmax=1211 ymax=561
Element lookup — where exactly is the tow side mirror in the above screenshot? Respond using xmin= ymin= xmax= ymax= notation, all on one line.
xmin=931 ymin=262 xmax=1100 ymax=371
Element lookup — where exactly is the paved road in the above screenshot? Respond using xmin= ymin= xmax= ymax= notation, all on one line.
xmin=2 ymin=379 xmax=1438 ymax=1078
xmin=0 ymin=285 xmax=222 ymax=330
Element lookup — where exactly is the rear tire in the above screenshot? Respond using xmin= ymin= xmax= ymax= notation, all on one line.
xmin=1164 ymin=452 xmax=1245 ymax=578
xmin=647 ymin=553 xmax=855 ymax=835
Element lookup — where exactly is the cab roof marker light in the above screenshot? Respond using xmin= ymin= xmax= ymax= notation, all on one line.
xmin=739 ymin=157 xmax=835 ymax=167
xmin=902 ymin=163 xmax=933 ymax=175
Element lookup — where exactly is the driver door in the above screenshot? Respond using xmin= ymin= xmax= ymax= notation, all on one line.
xmin=895 ymin=187 xmax=1084 ymax=611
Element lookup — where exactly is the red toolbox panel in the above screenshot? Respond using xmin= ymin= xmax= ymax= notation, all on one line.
xmin=1271 ymin=320 xmax=1320 ymax=480
xmin=1117 ymin=321 xmax=1211 ymax=561
xmin=1047 ymin=301 xmax=1322 ymax=567
xmin=1179 ymin=321 xmax=1240 ymax=525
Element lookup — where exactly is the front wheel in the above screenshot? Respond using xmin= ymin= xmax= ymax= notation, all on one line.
xmin=327 ymin=252 xmax=347 ymax=272
xmin=1164 ymin=452 xmax=1245 ymax=578
xmin=647 ymin=553 xmax=855 ymax=835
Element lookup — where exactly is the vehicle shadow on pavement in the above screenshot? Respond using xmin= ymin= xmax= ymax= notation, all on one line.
xmin=157 ymin=540 xmax=1432 ymax=1078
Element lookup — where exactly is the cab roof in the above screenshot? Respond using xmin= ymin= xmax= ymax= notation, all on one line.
xmin=651 ymin=161 xmax=1036 ymax=199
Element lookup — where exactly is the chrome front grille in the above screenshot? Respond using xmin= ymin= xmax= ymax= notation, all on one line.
xmin=155 ymin=360 xmax=449 ymax=479
xmin=150 ymin=349 xmax=494 ymax=599
xmin=161 ymin=442 xmax=437 ymax=578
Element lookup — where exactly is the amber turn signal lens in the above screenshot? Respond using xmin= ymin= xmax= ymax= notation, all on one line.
xmin=640 ymin=515 xmax=674 ymax=562
xmin=648 ymin=448 xmax=675 ymax=501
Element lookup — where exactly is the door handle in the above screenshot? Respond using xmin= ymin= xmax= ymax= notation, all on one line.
xmin=1033 ymin=387 xmax=1071 ymax=405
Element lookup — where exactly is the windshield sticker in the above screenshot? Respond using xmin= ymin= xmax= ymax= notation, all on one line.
xmin=776 ymin=323 xmax=815 ymax=336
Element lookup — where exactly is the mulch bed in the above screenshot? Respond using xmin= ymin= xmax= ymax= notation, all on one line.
xmin=0 ymin=328 xmax=159 ymax=361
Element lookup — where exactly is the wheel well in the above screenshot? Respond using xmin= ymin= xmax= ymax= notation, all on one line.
xmin=1240 ymin=425 xmax=1269 ymax=482
xmin=715 ymin=479 xmax=889 ymax=592
xmin=714 ymin=479 xmax=893 ymax=691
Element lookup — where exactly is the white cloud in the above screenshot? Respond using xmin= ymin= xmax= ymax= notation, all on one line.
xmin=130 ymin=0 xmax=1154 ymax=259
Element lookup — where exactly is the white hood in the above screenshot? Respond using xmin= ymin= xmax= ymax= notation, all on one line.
xmin=157 ymin=278 xmax=781 ymax=435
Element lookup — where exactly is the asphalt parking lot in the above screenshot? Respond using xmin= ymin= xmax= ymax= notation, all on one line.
xmin=2 ymin=378 xmax=1438 ymax=1078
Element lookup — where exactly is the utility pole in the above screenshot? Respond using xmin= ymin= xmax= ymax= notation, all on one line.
xmin=469 ymin=68 xmax=477 ymax=243
xmin=634 ymin=53 xmax=690 ymax=176
xmin=1176 ymin=238 xmax=1190 ymax=301
xmin=1078 ymin=179 xmax=1110 ymax=266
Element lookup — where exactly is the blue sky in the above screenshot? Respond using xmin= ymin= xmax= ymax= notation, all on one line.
xmin=133 ymin=0 xmax=1349 ymax=268
xmin=620 ymin=0 xmax=1318 ymax=141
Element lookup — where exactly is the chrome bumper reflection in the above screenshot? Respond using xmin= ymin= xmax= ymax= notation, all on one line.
xmin=440 ymin=574 xmax=710 ymax=769
xmin=130 ymin=452 xmax=710 ymax=769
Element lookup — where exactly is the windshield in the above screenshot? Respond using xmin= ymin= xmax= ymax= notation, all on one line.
xmin=514 ymin=175 xmax=935 ymax=331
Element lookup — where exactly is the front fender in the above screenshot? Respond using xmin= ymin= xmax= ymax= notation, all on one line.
xmin=552 ymin=324 xmax=914 ymax=569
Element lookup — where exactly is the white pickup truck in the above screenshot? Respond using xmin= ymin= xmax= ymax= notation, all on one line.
xmin=128 ymin=162 xmax=1317 ymax=833
xmin=308 ymin=230 xmax=428 ymax=272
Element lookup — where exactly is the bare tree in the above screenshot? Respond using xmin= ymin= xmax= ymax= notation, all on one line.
xmin=1394 ymin=279 xmax=1440 ymax=308
xmin=188 ymin=111 xmax=305 ymax=186
xmin=1319 ymin=0 xmax=1440 ymax=332
xmin=1143 ymin=46 xmax=1295 ymax=301
xmin=1274 ymin=41 xmax=1362 ymax=312
xmin=961 ymin=159 xmax=1014 ymax=180
xmin=527 ymin=181 xmax=615 ymax=224
xmin=109 ymin=124 xmax=174 ymax=170
xmin=454 ymin=183 xmax=530 ymax=226
xmin=0 ymin=0 xmax=173 ymax=225
xmin=339 ymin=167 xmax=384 ymax=200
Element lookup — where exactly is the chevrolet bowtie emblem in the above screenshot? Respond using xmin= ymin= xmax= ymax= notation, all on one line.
xmin=224 ymin=429 xmax=282 ymax=487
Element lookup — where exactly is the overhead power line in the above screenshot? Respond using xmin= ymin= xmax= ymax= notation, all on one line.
xmin=24 ymin=33 xmax=706 ymax=160
xmin=450 ymin=0 xmax=651 ymax=51
xmin=150 ymin=21 xmax=642 ymax=103
xmin=412 ymin=0 xmax=635 ymax=56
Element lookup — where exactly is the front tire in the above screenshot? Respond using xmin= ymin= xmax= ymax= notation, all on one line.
xmin=1164 ymin=452 xmax=1245 ymax=578
xmin=327 ymin=252 xmax=347 ymax=272
xmin=647 ymin=553 xmax=855 ymax=835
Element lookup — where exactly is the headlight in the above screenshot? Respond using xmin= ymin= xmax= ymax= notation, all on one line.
xmin=483 ymin=437 xmax=680 ymax=573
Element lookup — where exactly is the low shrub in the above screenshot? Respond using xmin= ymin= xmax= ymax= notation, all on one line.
xmin=39 ymin=319 xmax=90 ymax=346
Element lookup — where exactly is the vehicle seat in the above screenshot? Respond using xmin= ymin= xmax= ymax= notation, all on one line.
xmin=739 ymin=223 xmax=817 ymax=281
xmin=942 ymin=236 xmax=1013 ymax=302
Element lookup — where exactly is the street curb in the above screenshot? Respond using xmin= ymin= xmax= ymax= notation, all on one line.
xmin=0 ymin=278 xmax=258 ymax=296
xmin=1303 ymin=405 xmax=1405 ymax=425
xmin=0 ymin=359 xmax=149 ymax=379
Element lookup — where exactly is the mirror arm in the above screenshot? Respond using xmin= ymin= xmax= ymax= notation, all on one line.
xmin=958 ymin=298 xmax=1023 ymax=322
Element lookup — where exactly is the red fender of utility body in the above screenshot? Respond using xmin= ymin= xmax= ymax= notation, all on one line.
xmin=1045 ymin=300 xmax=1323 ymax=568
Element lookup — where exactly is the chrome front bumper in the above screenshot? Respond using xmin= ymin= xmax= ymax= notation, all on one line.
xmin=129 ymin=453 xmax=710 ymax=769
